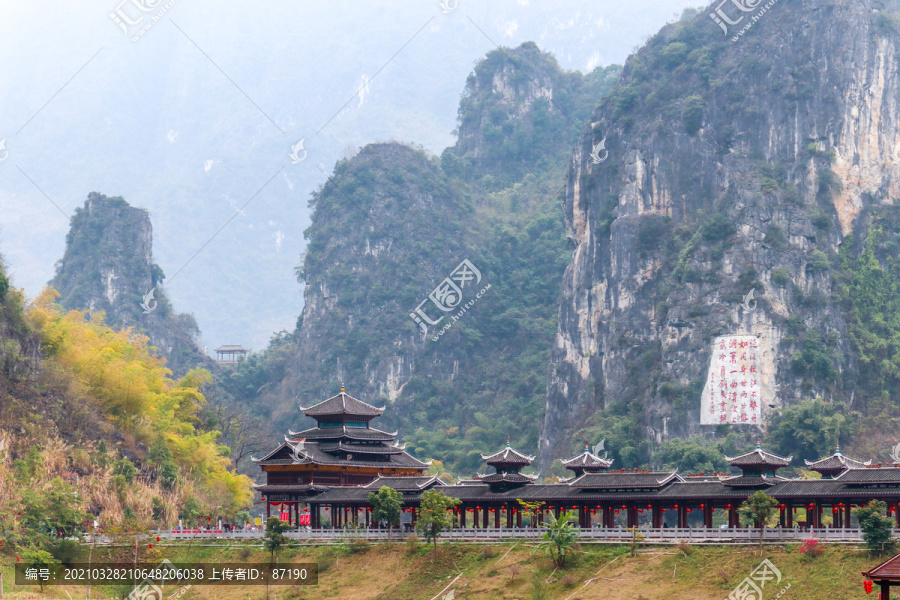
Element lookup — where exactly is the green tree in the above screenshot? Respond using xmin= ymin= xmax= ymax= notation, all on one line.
xmin=738 ymin=491 xmax=779 ymax=553
xmin=368 ymin=486 xmax=403 ymax=540
xmin=854 ymin=500 xmax=896 ymax=555
xmin=20 ymin=549 xmax=60 ymax=591
xmin=766 ymin=399 xmax=849 ymax=464
xmin=263 ymin=517 xmax=291 ymax=562
xmin=651 ymin=437 xmax=729 ymax=474
xmin=414 ymin=490 xmax=460 ymax=549
xmin=533 ymin=509 xmax=578 ymax=568
xmin=21 ymin=478 xmax=89 ymax=545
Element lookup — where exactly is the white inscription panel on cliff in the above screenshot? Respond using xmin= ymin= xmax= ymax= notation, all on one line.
xmin=700 ymin=335 xmax=766 ymax=425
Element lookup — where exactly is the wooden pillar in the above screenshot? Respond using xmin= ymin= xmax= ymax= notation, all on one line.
xmin=651 ymin=505 xmax=661 ymax=529
xmin=627 ymin=506 xmax=637 ymax=529
xmin=411 ymin=507 xmax=417 ymax=527
xmin=729 ymin=506 xmax=739 ymax=528
xmin=365 ymin=507 xmax=370 ymax=528
xmin=881 ymin=582 xmax=890 ymax=600
xmin=494 ymin=507 xmax=500 ymax=529
xmin=704 ymin=505 xmax=713 ymax=529
xmin=786 ymin=503 xmax=793 ymax=528
xmin=506 ymin=504 xmax=513 ymax=528
xmin=266 ymin=502 xmax=271 ymax=521
xmin=459 ymin=506 xmax=466 ymax=529
xmin=779 ymin=506 xmax=785 ymax=528
xmin=516 ymin=508 xmax=522 ymax=528
xmin=677 ymin=506 xmax=687 ymax=529
xmin=812 ymin=502 xmax=820 ymax=529
xmin=603 ymin=506 xmax=612 ymax=528
xmin=483 ymin=507 xmax=489 ymax=529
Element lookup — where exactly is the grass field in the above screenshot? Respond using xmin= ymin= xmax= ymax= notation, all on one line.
xmin=0 ymin=538 xmax=889 ymax=600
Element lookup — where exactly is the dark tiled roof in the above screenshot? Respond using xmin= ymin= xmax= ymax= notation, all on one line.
xmin=657 ymin=481 xmax=749 ymax=499
xmin=479 ymin=472 xmax=537 ymax=484
xmin=864 ymin=553 xmax=900 ymax=579
xmin=725 ymin=447 xmax=792 ymax=468
xmin=254 ymin=484 xmax=329 ymax=493
xmin=253 ymin=440 xmax=428 ymax=470
xmin=481 ymin=445 xmax=534 ymax=466
xmin=288 ymin=426 xmax=397 ymax=441
xmin=561 ymin=451 xmax=614 ymax=470
xmin=300 ymin=392 xmax=384 ymax=417
xmin=317 ymin=442 xmax=403 ymax=455
xmin=837 ymin=467 xmax=900 ymax=484
xmin=805 ymin=452 xmax=871 ymax=472
xmin=362 ymin=476 xmax=446 ymax=491
xmin=569 ymin=471 xmax=681 ymax=490
xmin=720 ymin=475 xmax=779 ymax=487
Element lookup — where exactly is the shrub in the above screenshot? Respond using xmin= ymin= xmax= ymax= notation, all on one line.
xmin=799 ymin=538 xmax=824 ymax=558
xmin=405 ymin=533 xmax=419 ymax=554
xmin=772 ymin=267 xmax=790 ymax=286
xmin=764 ymin=224 xmax=787 ymax=248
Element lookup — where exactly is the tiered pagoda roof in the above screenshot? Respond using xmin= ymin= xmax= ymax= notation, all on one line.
xmin=724 ymin=442 xmax=791 ymax=475
xmin=481 ymin=443 xmax=535 ymax=467
xmin=252 ymin=388 xmax=428 ymax=487
xmin=300 ymin=391 xmax=385 ymax=419
xmin=561 ymin=443 xmax=614 ymax=476
xmin=477 ymin=441 xmax=537 ymax=489
xmin=804 ymin=445 xmax=871 ymax=477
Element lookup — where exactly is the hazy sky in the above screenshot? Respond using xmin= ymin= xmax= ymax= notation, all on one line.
xmin=0 ymin=0 xmax=705 ymax=351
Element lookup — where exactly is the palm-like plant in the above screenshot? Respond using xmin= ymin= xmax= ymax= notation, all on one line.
xmin=533 ymin=509 xmax=578 ymax=568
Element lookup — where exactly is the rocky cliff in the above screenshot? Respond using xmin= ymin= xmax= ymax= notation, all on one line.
xmin=539 ymin=1 xmax=900 ymax=470
xmin=49 ymin=192 xmax=208 ymax=375
xmin=263 ymin=45 xmax=619 ymax=475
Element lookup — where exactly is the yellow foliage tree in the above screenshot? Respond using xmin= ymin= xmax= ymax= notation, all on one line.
xmin=27 ymin=288 xmax=253 ymax=515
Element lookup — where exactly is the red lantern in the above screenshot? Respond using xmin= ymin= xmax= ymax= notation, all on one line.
xmin=148 ymin=543 xmax=153 ymax=549
xmin=674 ymin=505 xmax=679 ymax=509
xmin=864 ymin=580 xmax=873 ymax=594
xmin=662 ymin=509 xmax=667 ymax=513
xmin=712 ymin=508 xmax=716 ymax=513
xmin=687 ymin=509 xmax=692 ymax=513
xmin=621 ymin=505 xmax=627 ymax=509
xmin=615 ymin=510 xmax=619 ymax=514
xmin=156 ymin=536 xmax=160 ymax=542
xmin=639 ymin=509 xmax=643 ymax=514
xmin=647 ymin=504 xmax=652 ymax=509
xmin=591 ymin=510 xmax=596 ymax=514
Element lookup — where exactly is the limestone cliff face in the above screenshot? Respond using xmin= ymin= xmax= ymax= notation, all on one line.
xmin=50 ymin=192 xmax=207 ymax=375
xmin=539 ymin=1 xmax=900 ymax=469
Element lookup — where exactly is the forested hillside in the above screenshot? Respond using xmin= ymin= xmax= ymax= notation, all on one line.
xmin=230 ymin=43 xmax=620 ymax=478
xmin=0 ymin=258 xmax=251 ymax=558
